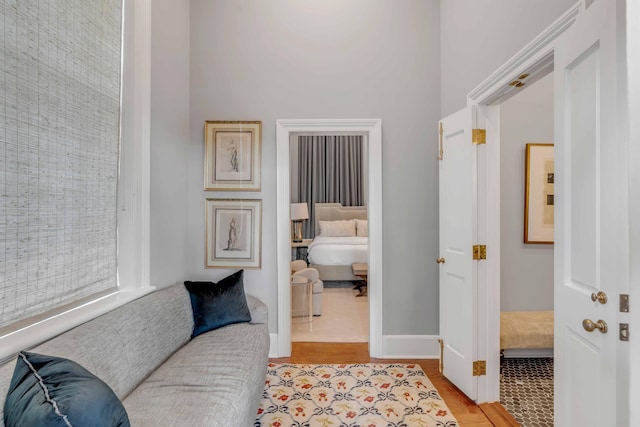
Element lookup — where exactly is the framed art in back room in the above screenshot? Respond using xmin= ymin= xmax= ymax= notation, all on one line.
xmin=204 ymin=121 xmax=261 ymax=191
xmin=524 ymin=143 xmax=554 ymax=244
xmin=205 ymin=199 xmax=262 ymax=268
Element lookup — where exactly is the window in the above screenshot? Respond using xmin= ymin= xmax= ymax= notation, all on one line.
xmin=0 ymin=0 xmax=152 ymax=361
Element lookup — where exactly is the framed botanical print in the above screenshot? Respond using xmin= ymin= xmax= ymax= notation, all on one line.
xmin=524 ymin=143 xmax=554 ymax=244
xmin=205 ymin=199 xmax=262 ymax=268
xmin=204 ymin=121 xmax=261 ymax=191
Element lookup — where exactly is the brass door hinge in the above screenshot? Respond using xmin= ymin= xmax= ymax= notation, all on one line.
xmin=473 ymin=245 xmax=487 ymax=260
xmin=473 ymin=360 xmax=486 ymax=376
xmin=472 ymin=129 xmax=486 ymax=145
xmin=438 ymin=338 xmax=444 ymax=373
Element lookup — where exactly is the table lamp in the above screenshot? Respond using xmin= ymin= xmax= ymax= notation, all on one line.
xmin=290 ymin=203 xmax=309 ymax=242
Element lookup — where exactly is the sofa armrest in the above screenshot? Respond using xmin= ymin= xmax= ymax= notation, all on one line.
xmin=246 ymin=295 xmax=268 ymax=324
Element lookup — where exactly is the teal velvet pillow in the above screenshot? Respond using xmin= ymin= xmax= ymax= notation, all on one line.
xmin=4 ymin=351 xmax=130 ymax=427
xmin=184 ymin=269 xmax=251 ymax=338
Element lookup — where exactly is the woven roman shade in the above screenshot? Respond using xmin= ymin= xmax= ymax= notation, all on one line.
xmin=0 ymin=1 xmax=123 ymax=329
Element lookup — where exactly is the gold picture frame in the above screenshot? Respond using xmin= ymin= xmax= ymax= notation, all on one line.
xmin=205 ymin=199 xmax=262 ymax=268
xmin=204 ymin=121 xmax=261 ymax=191
xmin=524 ymin=143 xmax=554 ymax=244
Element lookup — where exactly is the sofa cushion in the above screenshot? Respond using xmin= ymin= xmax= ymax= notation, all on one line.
xmin=37 ymin=285 xmax=192 ymax=400
xmin=246 ymin=294 xmax=269 ymax=324
xmin=123 ymin=322 xmax=269 ymax=427
xmin=184 ymin=270 xmax=251 ymax=338
xmin=4 ymin=351 xmax=130 ymax=427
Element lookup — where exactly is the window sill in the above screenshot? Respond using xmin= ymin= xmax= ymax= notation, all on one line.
xmin=0 ymin=286 xmax=155 ymax=363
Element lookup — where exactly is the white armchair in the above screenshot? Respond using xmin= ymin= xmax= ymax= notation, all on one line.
xmin=291 ymin=260 xmax=323 ymax=316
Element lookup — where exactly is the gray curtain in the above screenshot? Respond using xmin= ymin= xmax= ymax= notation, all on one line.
xmin=298 ymin=135 xmax=364 ymax=238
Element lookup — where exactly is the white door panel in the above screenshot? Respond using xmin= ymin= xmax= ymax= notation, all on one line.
xmin=554 ymin=0 xmax=624 ymax=424
xmin=568 ymin=45 xmax=598 ymax=290
xmin=563 ymin=329 xmax=602 ymax=427
xmin=439 ymin=106 xmax=477 ymax=400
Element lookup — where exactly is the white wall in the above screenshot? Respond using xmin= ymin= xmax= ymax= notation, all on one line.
xmin=189 ymin=0 xmax=441 ymax=334
xmin=145 ymin=0 xmax=580 ymax=337
xmin=150 ymin=0 xmax=191 ymax=287
xmin=500 ymin=73 xmax=554 ymax=311
xmin=440 ymin=0 xmax=577 ymax=117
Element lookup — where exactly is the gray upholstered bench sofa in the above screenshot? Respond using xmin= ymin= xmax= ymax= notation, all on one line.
xmin=0 ymin=282 xmax=270 ymax=426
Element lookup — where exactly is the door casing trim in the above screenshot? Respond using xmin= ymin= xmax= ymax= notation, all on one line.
xmin=465 ymin=2 xmax=582 ymax=403
xmin=275 ymin=118 xmax=383 ymax=357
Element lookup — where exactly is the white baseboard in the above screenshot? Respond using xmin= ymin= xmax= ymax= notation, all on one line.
xmin=381 ymin=335 xmax=440 ymax=359
xmin=503 ymin=348 xmax=553 ymax=358
xmin=269 ymin=333 xmax=279 ymax=358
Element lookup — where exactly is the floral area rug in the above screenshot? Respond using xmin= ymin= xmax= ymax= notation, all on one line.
xmin=255 ymin=363 xmax=459 ymax=427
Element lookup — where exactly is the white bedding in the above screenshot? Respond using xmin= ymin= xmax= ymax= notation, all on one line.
xmin=307 ymin=236 xmax=368 ymax=265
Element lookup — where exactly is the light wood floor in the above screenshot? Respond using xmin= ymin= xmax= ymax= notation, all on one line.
xmin=270 ymin=342 xmax=519 ymax=427
xmin=292 ymin=288 xmax=369 ymax=342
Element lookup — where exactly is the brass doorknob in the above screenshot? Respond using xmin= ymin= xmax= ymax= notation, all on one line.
xmin=436 ymin=257 xmax=446 ymax=264
xmin=591 ymin=291 xmax=607 ymax=304
xmin=582 ymin=318 xmax=608 ymax=333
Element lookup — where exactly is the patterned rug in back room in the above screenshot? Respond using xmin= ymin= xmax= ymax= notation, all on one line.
xmin=255 ymin=363 xmax=459 ymax=427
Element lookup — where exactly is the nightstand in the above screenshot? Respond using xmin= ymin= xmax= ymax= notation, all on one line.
xmin=291 ymin=238 xmax=313 ymax=261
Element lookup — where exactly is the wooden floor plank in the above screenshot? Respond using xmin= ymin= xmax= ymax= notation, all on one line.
xmin=478 ymin=402 xmax=521 ymax=426
xmin=270 ymin=342 xmax=513 ymax=427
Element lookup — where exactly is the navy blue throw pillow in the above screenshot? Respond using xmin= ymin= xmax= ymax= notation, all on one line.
xmin=4 ymin=351 xmax=130 ymax=427
xmin=184 ymin=269 xmax=251 ymax=338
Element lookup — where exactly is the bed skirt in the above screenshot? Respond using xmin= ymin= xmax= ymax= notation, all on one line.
xmin=310 ymin=264 xmax=361 ymax=282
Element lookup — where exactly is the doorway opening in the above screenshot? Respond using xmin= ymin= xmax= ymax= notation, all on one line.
xmin=438 ymin=2 xmax=584 ymax=404
xmin=441 ymin=2 xmax=626 ymax=423
xmin=496 ymin=72 xmax=555 ymax=425
xmin=275 ymin=119 xmax=383 ymax=358
xmin=289 ymin=134 xmax=370 ymax=343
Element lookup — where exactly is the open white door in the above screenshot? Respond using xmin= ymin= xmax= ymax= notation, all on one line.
xmin=438 ymin=106 xmax=478 ymax=400
xmin=554 ymin=0 xmax=627 ymax=424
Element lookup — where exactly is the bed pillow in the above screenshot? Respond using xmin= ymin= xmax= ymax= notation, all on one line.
xmin=184 ymin=269 xmax=251 ymax=338
xmin=4 ymin=351 xmax=130 ymax=427
xmin=318 ymin=219 xmax=356 ymax=237
xmin=355 ymin=219 xmax=368 ymax=237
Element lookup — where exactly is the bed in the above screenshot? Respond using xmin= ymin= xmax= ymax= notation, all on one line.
xmin=307 ymin=203 xmax=368 ymax=281
xmin=500 ymin=310 xmax=554 ymax=358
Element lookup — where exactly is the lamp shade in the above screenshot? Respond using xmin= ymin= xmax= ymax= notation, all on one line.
xmin=290 ymin=203 xmax=309 ymax=221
